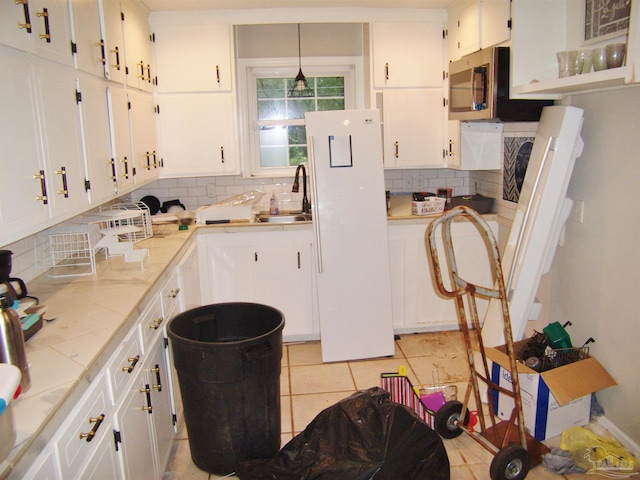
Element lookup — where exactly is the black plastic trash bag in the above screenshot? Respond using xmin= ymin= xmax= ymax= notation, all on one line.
xmin=236 ymin=387 xmax=449 ymax=480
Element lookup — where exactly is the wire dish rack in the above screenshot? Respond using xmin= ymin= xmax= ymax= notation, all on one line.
xmin=94 ymin=202 xmax=152 ymax=243
xmin=35 ymin=224 xmax=101 ymax=277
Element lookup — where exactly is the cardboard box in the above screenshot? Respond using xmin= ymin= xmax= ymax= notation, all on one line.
xmin=485 ymin=340 xmax=616 ymax=441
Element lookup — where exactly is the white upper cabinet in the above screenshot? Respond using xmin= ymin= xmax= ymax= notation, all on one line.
xmin=382 ymin=89 xmax=446 ymax=169
xmin=510 ymin=0 xmax=639 ymax=98
xmin=69 ymin=0 xmax=106 ymax=77
xmin=158 ymin=93 xmax=238 ymax=177
xmin=121 ymin=0 xmax=154 ymax=92
xmin=0 ymin=0 xmax=74 ymax=66
xmin=372 ymin=22 xmax=445 ymax=88
xmin=107 ymin=85 xmax=136 ymax=194
xmin=0 ymin=48 xmax=49 ymax=245
xmin=100 ymin=0 xmax=126 ymax=84
xmin=77 ymin=73 xmax=117 ymax=204
xmin=447 ymin=0 xmax=511 ymax=62
xmin=128 ymin=90 xmax=159 ymax=185
xmin=153 ymin=21 xmax=233 ymax=93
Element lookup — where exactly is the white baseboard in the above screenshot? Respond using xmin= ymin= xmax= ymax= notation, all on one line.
xmin=597 ymin=416 xmax=640 ymax=456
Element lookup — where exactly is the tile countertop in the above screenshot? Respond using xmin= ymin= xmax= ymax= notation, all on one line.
xmin=1 ymin=213 xmax=495 ymax=478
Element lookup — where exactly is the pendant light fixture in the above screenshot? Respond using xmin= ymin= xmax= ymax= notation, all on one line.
xmin=288 ymin=24 xmax=313 ymax=98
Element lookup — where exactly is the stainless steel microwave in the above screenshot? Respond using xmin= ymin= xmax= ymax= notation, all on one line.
xmin=448 ymin=47 xmax=552 ymax=121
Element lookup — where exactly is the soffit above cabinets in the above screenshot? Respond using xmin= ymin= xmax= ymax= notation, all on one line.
xmin=141 ymin=0 xmax=453 ymax=11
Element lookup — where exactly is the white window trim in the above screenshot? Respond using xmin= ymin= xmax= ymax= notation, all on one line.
xmin=237 ymin=56 xmax=365 ymax=178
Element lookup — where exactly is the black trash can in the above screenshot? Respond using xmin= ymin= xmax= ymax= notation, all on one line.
xmin=167 ymin=302 xmax=284 ymax=475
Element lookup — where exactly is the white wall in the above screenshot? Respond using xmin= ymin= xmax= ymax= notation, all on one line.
xmin=546 ymin=84 xmax=640 ymax=444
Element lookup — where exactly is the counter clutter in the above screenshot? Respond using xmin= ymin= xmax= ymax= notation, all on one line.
xmin=0 ymin=213 xmax=494 ymax=479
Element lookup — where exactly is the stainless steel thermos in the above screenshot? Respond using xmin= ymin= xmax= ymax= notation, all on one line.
xmin=1 ymin=295 xmax=31 ymax=393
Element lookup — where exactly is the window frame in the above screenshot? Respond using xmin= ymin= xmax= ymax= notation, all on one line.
xmin=238 ymin=56 xmax=364 ymax=177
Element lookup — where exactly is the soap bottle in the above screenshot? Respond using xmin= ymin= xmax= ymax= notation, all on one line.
xmin=269 ymin=189 xmax=279 ymax=215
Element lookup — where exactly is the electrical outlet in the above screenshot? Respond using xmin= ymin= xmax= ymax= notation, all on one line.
xmin=574 ymin=200 xmax=584 ymax=223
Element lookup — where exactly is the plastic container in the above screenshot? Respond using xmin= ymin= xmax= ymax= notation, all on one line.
xmin=543 ymin=321 xmax=572 ymax=349
xmin=167 ymin=302 xmax=284 ymax=475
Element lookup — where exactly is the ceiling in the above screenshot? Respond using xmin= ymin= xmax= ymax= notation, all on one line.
xmin=140 ymin=0 xmax=453 ymax=11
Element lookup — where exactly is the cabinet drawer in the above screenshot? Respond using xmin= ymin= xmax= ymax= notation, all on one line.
xmin=138 ymin=299 xmax=165 ymax=353
xmin=160 ymin=271 xmax=181 ymax=320
xmin=54 ymin=374 xmax=112 ymax=480
xmin=107 ymin=330 xmax=143 ymax=402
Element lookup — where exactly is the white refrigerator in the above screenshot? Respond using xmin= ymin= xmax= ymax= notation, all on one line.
xmin=305 ymin=109 xmax=395 ymax=362
xmin=482 ymin=105 xmax=585 ymax=346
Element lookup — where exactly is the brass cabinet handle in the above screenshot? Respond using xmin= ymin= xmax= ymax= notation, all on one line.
xmin=79 ymin=414 xmax=105 ymax=442
xmin=394 ymin=141 xmax=399 ymax=159
xmin=137 ymin=61 xmax=145 ymax=80
xmin=385 ymin=62 xmax=389 ymax=81
xmin=112 ymin=46 xmax=121 ymax=70
xmin=108 ymin=158 xmax=117 ymax=182
xmin=216 ymin=65 xmax=220 ymax=85
xmin=96 ymin=40 xmax=106 ymax=65
xmin=148 ymin=317 xmax=163 ymax=330
xmin=121 ymin=355 xmax=140 ymax=373
xmin=120 ymin=156 xmax=129 ymax=179
xmin=150 ymin=364 xmax=162 ymax=392
xmin=16 ymin=0 xmax=32 ymax=33
xmin=167 ymin=288 xmax=180 ymax=299
xmin=36 ymin=8 xmax=50 ymax=42
xmin=140 ymin=384 xmax=152 ymax=413
xmin=220 ymin=146 xmax=224 ymax=164
xmin=55 ymin=166 xmax=69 ymax=197
xmin=33 ymin=170 xmax=48 ymax=204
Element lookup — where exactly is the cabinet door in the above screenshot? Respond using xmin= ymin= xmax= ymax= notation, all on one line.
xmin=480 ymin=0 xmax=511 ymax=50
xmin=446 ymin=119 xmax=461 ymax=168
xmin=253 ymin=241 xmax=314 ymax=339
xmin=101 ymin=0 xmax=126 ymax=84
xmin=0 ymin=0 xmax=74 ymax=66
xmin=113 ymin=366 xmax=156 ymax=480
xmin=0 ymin=48 xmax=49 ymax=245
xmin=35 ymin=59 xmax=89 ymax=218
xmin=22 ymin=447 xmax=60 ymax=480
xmin=78 ymin=74 xmax=117 ymax=205
xmin=158 ymin=93 xmax=238 ymax=177
xmin=121 ymin=0 xmax=153 ymax=92
xmin=107 ymin=86 xmax=135 ymax=194
xmin=76 ymin=419 xmax=121 ymax=480
xmin=129 ymin=90 xmax=159 ymax=186
xmin=457 ymin=1 xmax=480 ymax=57
xmin=372 ymin=22 xmax=444 ymax=88
xmin=70 ymin=0 xmax=106 ymax=76
xmin=205 ymin=243 xmax=255 ymax=304
xmin=176 ymin=241 xmax=202 ymax=312
xmin=146 ymin=338 xmax=175 ymax=478
xmin=383 ymin=89 xmax=446 ymax=168
xmin=154 ymin=21 xmax=232 ymax=93
xmin=54 ymin=374 xmax=113 ymax=479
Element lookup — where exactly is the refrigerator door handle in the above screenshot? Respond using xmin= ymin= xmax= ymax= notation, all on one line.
xmin=506 ymin=135 xmax=555 ymax=295
xmin=308 ymin=136 xmax=323 ymax=273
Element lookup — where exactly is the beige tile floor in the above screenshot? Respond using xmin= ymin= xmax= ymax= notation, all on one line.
xmin=163 ymin=331 xmax=612 ymax=480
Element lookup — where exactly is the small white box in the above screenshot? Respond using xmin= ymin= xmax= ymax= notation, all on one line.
xmin=412 ymin=197 xmax=445 ymax=216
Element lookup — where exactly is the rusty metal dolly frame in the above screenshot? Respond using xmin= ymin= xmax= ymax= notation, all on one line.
xmin=426 ymin=206 xmax=548 ymax=480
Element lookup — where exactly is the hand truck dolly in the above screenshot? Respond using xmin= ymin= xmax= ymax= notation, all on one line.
xmin=426 ymin=206 xmax=549 ymax=480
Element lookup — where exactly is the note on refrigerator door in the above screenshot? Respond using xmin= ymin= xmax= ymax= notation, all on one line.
xmin=328 ymin=135 xmax=352 ymax=167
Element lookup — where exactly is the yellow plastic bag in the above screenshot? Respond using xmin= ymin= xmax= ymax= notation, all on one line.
xmin=560 ymin=426 xmax=639 ymax=476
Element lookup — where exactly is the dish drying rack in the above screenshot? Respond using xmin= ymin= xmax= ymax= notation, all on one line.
xmin=35 ymin=224 xmax=101 ymax=277
xmin=95 ymin=202 xmax=152 ymax=243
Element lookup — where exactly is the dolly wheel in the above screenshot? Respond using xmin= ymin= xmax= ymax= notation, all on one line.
xmin=490 ymin=444 xmax=530 ymax=480
xmin=434 ymin=400 xmax=469 ymax=439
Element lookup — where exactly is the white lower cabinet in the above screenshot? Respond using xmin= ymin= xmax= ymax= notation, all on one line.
xmin=388 ymin=220 xmax=497 ymax=332
xmin=22 ymin=270 xmax=186 ymax=480
xmin=113 ymin=337 xmax=173 ymax=480
xmin=200 ymin=229 xmax=317 ymax=341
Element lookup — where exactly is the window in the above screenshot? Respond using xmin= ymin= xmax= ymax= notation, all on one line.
xmin=257 ymin=76 xmax=345 ymax=168
xmin=241 ymin=61 xmax=358 ymax=177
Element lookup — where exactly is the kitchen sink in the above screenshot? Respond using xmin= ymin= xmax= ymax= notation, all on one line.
xmin=255 ymin=213 xmax=312 ymax=223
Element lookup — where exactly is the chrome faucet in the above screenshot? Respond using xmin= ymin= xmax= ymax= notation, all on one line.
xmin=292 ymin=164 xmax=311 ymax=214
